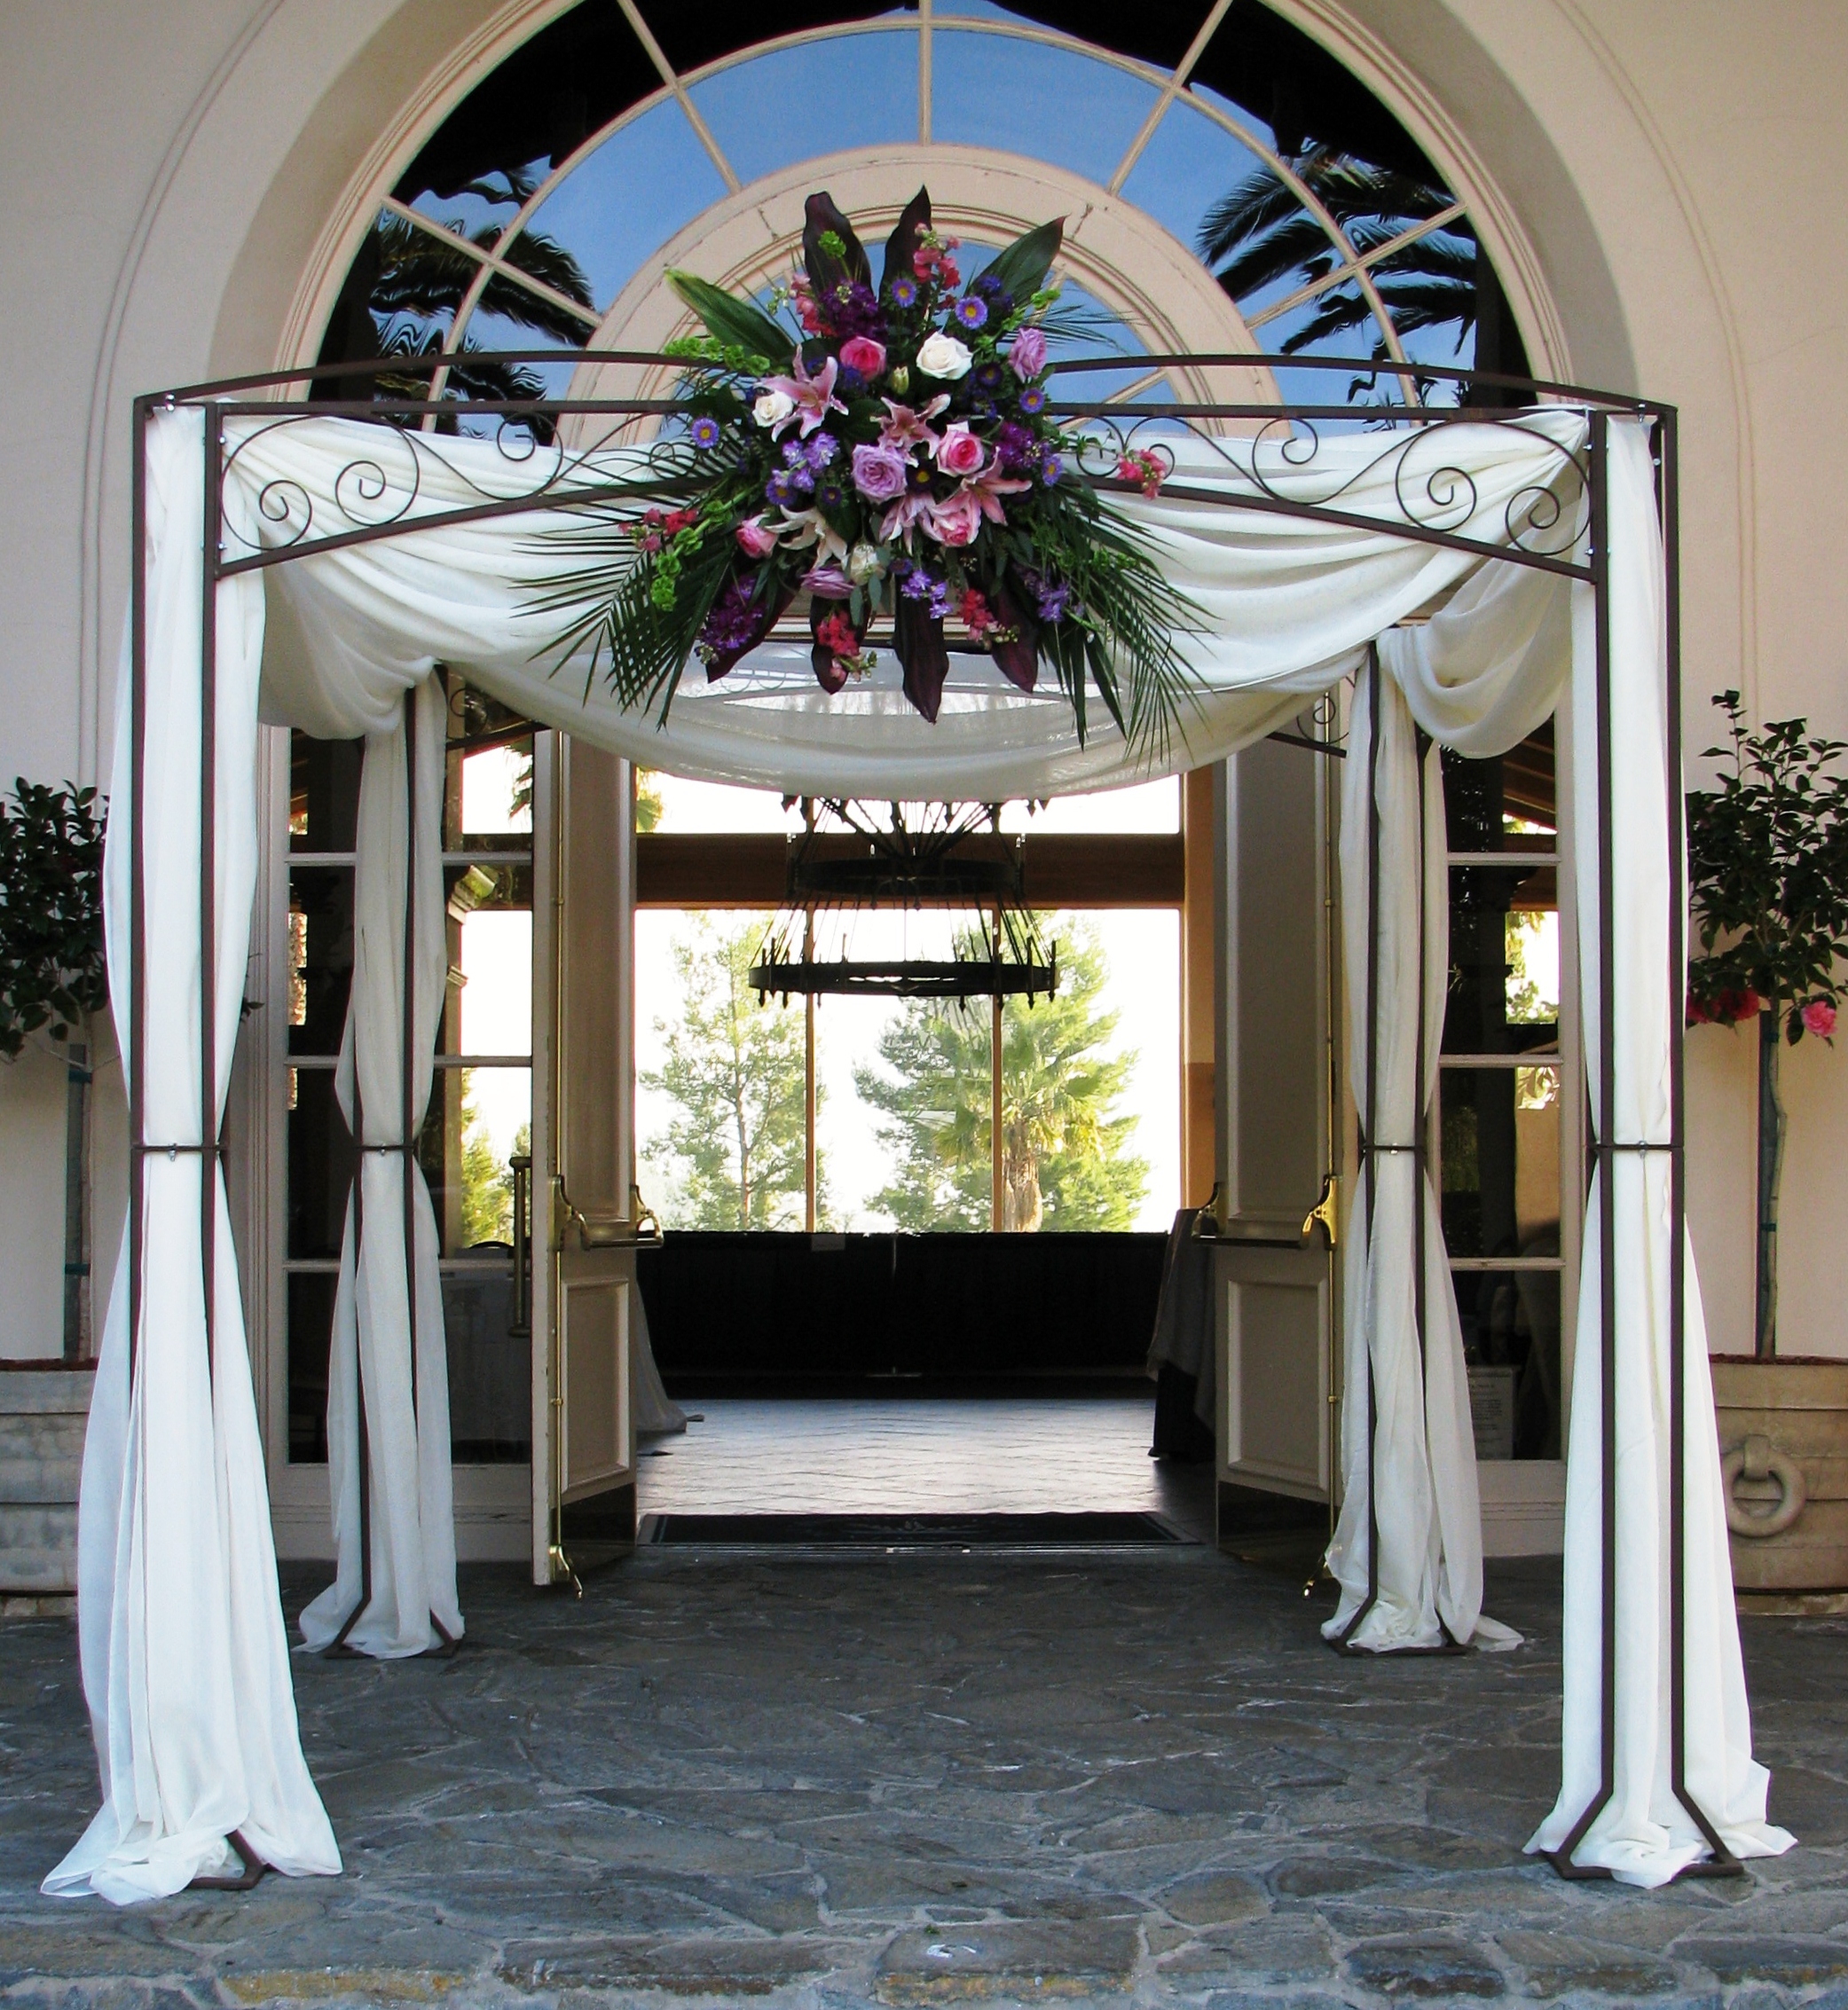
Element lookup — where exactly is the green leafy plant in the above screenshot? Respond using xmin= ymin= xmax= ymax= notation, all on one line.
xmin=0 ymin=781 xmax=107 ymax=1058
xmin=1686 ymin=691 xmax=1848 ymax=1355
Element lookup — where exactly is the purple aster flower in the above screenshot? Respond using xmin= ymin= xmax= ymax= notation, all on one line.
xmin=1018 ymin=385 xmax=1047 ymax=416
xmin=765 ymin=467 xmax=811 ymax=509
xmin=837 ymin=365 xmax=866 ymax=397
xmin=887 ymin=274 xmax=919 ymax=308
xmin=688 ymin=415 xmax=722 ymax=450
xmin=953 ymin=294 xmax=989 ymax=331
xmin=1039 ymin=453 xmax=1063 ymax=486
xmin=973 ymin=360 xmax=1006 ymax=395
xmin=814 ymin=475 xmax=845 ymax=512
xmin=971 ymin=273 xmax=1013 ymax=314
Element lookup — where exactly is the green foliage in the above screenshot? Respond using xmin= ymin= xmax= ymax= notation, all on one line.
xmin=642 ymin=916 xmax=813 ymax=1229
xmin=0 ymin=781 xmax=107 ymax=1058
xmin=459 ymin=1103 xmax=523 ymax=1245
xmin=1687 ymin=690 xmax=1848 ymax=1041
xmin=664 ymin=271 xmax=788 ymax=367
xmin=855 ymin=922 xmax=1148 ymax=1232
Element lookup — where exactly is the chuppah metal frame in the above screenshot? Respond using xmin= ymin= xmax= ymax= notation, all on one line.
xmin=122 ymin=346 xmax=1720 ymax=1881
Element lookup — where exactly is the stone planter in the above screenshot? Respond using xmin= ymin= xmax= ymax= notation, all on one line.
xmin=1711 ymin=1356 xmax=1848 ymax=1595
xmin=0 ymin=1364 xmax=91 ymax=1596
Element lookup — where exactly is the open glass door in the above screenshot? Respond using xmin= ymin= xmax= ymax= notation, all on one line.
xmin=531 ymin=739 xmax=648 ymax=1584
xmin=1211 ymin=725 xmax=1340 ymax=1539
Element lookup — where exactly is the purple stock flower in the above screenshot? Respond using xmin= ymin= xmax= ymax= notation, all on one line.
xmin=825 ymin=279 xmax=885 ymax=341
xmin=993 ymin=420 xmax=1035 ymax=475
xmin=953 ymin=294 xmax=989 ymax=331
xmin=1033 ymin=579 xmax=1072 ymax=623
xmin=797 ymin=432 xmax=839 ymax=470
xmin=851 ymin=441 xmax=910 ymax=505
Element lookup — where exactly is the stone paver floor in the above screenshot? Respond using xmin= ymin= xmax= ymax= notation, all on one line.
xmin=4 ymin=1550 xmax=1848 ymax=2007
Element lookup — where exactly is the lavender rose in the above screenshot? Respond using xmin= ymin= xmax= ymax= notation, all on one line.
xmin=1009 ymin=326 xmax=1048 ymax=380
xmin=851 ymin=442 xmax=910 ymax=504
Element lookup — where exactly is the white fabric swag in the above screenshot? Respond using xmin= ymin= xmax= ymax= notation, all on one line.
xmin=297 ymin=678 xmax=460 ymax=1658
xmin=53 ymin=402 xmax=1787 ymax=1901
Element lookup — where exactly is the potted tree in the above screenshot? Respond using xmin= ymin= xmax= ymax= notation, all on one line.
xmin=1687 ymin=694 xmax=1848 ymax=1596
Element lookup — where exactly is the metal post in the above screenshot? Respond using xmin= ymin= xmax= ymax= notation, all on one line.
xmin=402 ymin=691 xmax=420 ymax=1423
xmin=127 ymin=397 xmax=150 ymax=1386
xmin=992 ymin=903 xmax=1004 ymax=1232
xmin=62 ymin=1040 xmax=90 ymax=1362
xmin=201 ymin=411 xmax=221 ymax=1380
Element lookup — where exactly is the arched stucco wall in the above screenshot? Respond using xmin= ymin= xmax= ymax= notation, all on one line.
xmin=2 ymin=0 xmax=1844 ymax=1356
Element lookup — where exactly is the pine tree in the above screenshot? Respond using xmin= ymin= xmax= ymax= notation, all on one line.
xmin=855 ymin=921 xmax=1149 ymax=1232
xmin=642 ymin=915 xmax=812 ymax=1229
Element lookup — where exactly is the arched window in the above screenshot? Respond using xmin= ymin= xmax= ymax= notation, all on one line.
xmin=316 ymin=0 xmax=1528 ymax=418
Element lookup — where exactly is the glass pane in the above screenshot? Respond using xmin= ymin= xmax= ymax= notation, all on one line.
xmin=287 ymin=1270 xmax=337 ymax=1464
xmin=420 ymin=1065 xmax=531 ymax=1258
xmin=1443 ymin=726 xmax=1556 ymax=844
xmin=639 ymin=775 xmax=802 ymax=835
xmin=405 ymin=169 xmax=528 ymax=250
xmin=1458 ymin=1268 xmax=1562 ymax=1461
xmin=287 ymin=1067 xmax=356 ymax=1261
xmin=932 ymin=34 xmax=1161 ymax=185
xmin=290 ymin=733 xmax=362 ymax=852
xmin=635 ymin=911 xmax=808 ymax=1230
xmin=1437 ymin=1064 xmax=1561 ymax=1260
xmin=1120 ymin=98 xmax=1272 ymax=278
xmin=443 ymin=690 xmax=535 ymax=849
xmin=514 ymin=98 xmax=729 ymax=318
xmin=1443 ymin=863 xmax=1559 ymax=1056
xmin=446 ymin=896 xmax=533 ymax=1057
xmin=287 ymin=866 xmax=355 ymax=1056
xmin=444 ymin=1268 xmax=531 ymax=1463
xmin=444 ymin=304 xmax=581 ymax=427
xmin=686 ymin=34 xmax=919 ymax=191
xmin=996 ymin=780 xmax=1180 ymax=834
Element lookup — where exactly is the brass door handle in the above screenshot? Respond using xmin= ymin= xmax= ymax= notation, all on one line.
xmin=549 ymin=1175 xmax=664 ymax=1251
xmin=1302 ymin=1173 xmax=1339 ymax=1249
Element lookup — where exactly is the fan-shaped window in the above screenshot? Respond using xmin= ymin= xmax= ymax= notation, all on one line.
xmin=315 ymin=0 xmax=1529 ymax=419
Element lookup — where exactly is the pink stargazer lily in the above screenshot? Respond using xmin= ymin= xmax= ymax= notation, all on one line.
xmin=758 ymin=352 xmax=847 ymax=438
xmin=770 ymin=506 xmax=852 ymax=568
xmin=878 ymin=491 xmax=936 ymax=546
xmin=877 ymin=396 xmax=951 ymax=458
xmin=957 ymin=464 xmax=1033 ymax=525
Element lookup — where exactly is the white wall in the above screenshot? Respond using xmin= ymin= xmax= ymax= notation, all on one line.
xmin=0 ymin=0 xmax=1843 ymax=1356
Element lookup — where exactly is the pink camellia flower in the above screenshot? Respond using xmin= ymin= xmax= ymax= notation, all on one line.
xmin=735 ymin=515 xmax=778 ymax=558
xmin=933 ymin=424 xmax=987 ymax=477
xmin=755 ymin=351 xmax=846 ymax=437
xmin=1802 ymin=998 xmax=1837 ymax=1040
xmin=839 ymin=335 xmax=887 ymax=379
xmin=924 ymin=490 xmax=984 ymax=548
xmin=851 ymin=442 xmax=911 ymax=505
xmin=878 ymin=396 xmax=950 ymax=457
xmin=802 ymin=563 xmax=852 ymax=599
xmin=1009 ymin=326 xmax=1048 ymax=380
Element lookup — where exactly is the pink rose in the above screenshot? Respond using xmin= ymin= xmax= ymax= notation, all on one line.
xmin=851 ymin=442 xmax=910 ymax=505
xmin=1009 ymin=326 xmax=1048 ymax=380
xmin=839 ymin=335 xmax=887 ymax=379
xmin=1802 ymin=998 xmax=1837 ymax=1040
xmin=933 ymin=424 xmax=987 ymax=477
xmin=925 ymin=490 xmax=983 ymax=548
xmin=735 ymin=515 xmax=778 ymax=558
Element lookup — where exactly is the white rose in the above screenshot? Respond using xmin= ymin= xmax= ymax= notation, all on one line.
xmin=752 ymin=389 xmax=796 ymax=428
xmin=915 ymin=332 xmax=972 ymax=381
xmin=847 ymin=541 xmax=885 ymax=585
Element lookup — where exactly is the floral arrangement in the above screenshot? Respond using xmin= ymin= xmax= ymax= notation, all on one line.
xmin=536 ymin=189 xmax=1199 ymax=746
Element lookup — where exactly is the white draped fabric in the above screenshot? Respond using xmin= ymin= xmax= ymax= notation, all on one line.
xmin=56 ymin=399 xmax=1783 ymax=1900
xmin=298 ymin=679 xmax=461 ymax=1658
xmin=1523 ymin=423 xmax=1793 ymax=1884
xmin=1324 ymin=669 xmax=1514 ymax=1653
xmin=48 ymin=410 xmax=340 ymax=1900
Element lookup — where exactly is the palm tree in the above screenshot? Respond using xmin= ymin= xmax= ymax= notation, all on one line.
xmin=1197 ymin=147 xmax=1481 ymax=390
xmin=332 ymin=169 xmax=596 ymax=420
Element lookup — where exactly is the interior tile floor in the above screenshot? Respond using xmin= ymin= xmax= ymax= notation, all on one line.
xmin=640 ymin=1394 xmax=1217 ymax=1539
xmin=4 ymin=1400 xmax=1848 ymax=2007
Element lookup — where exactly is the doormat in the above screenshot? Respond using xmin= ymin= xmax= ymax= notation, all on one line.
xmin=642 ymin=1511 xmax=1193 ymax=1547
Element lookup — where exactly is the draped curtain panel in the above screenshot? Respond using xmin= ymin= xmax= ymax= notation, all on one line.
xmin=47 ymin=409 xmax=339 ymax=1902
xmin=298 ymin=677 xmax=460 ymax=1659
xmin=1523 ymin=423 xmax=1793 ymax=1884
xmin=53 ymin=401 xmax=1789 ymax=1900
xmin=1323 ymin=668 xmax=1515 ymax=1654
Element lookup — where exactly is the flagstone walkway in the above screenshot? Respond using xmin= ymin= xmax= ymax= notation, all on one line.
xmin=4 ymin=1550 xmax=1848 ymax=2008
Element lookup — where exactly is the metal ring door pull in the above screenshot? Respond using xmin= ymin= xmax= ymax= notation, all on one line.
xmin=1721 ymin=1434 xmax=1807 ymax=1537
